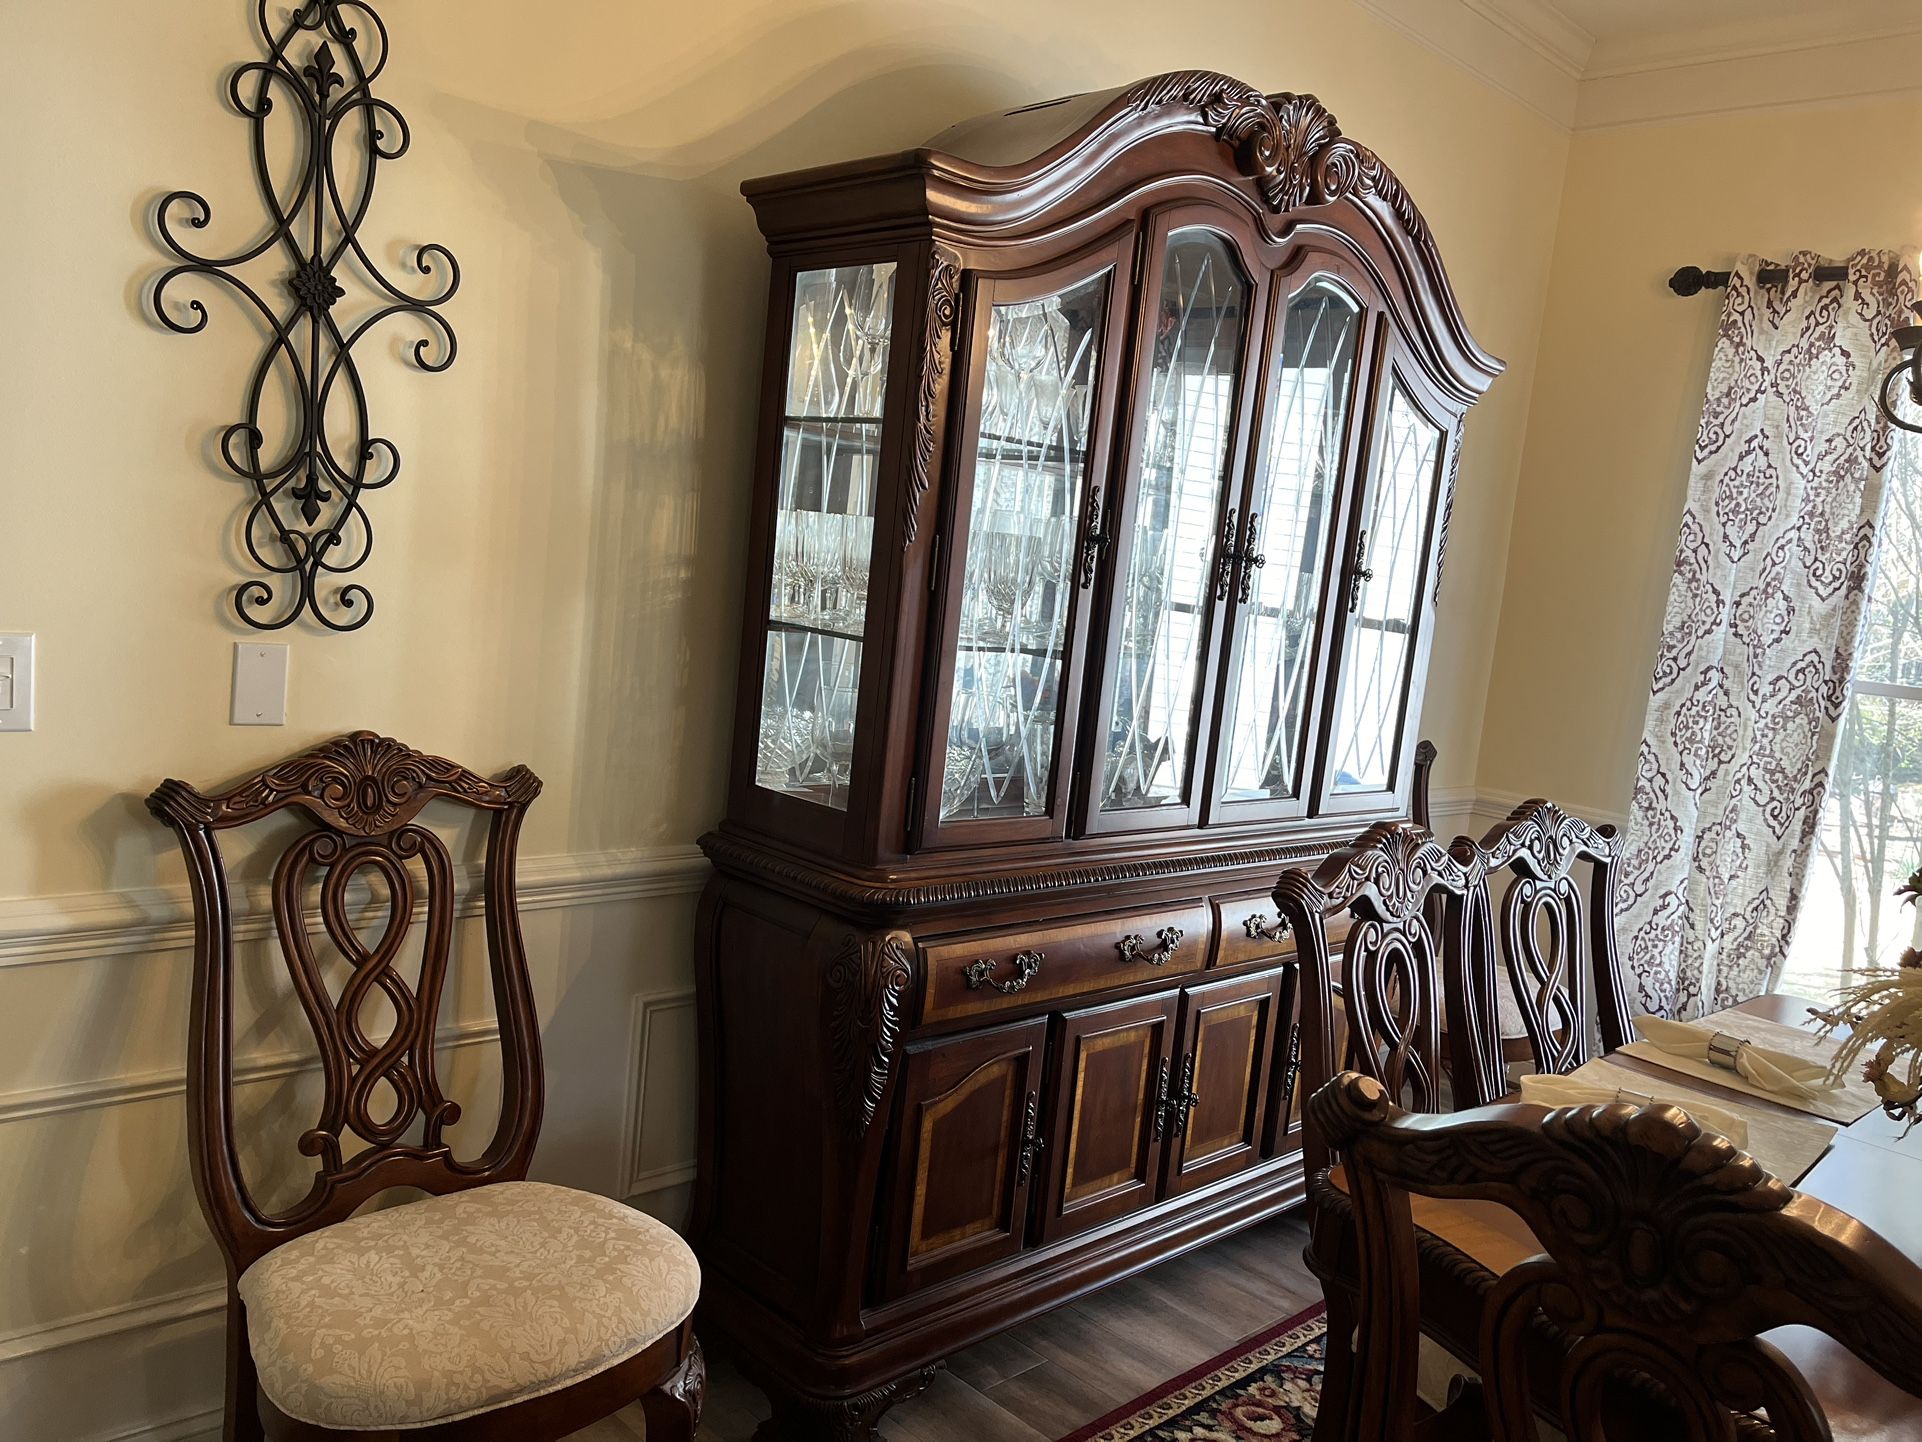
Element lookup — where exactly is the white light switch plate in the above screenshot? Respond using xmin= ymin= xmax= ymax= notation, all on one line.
xmin=231 ymin=642 xmax=288 ymax=726
xmin=0 ymin=634 xmax=33 ymax=732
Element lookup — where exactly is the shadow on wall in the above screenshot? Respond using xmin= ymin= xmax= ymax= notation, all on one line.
xmin=430 ymin=28 xmax=1031 ymax=858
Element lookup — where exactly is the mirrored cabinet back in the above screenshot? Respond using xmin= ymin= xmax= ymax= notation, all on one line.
xmin=692 ymin=71 xmax=1501 ymax=1439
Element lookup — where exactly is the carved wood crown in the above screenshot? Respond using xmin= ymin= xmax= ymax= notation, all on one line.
xmin=1478 ymin=798 xmax=1614 ymax=881
xmin=148 ymin=729 xmax=542 ymax=835
xmin=1299 ymin=820 xmax=1477 ymax=924
xmin=1116 ymin=72 xmax=1437 ymax=251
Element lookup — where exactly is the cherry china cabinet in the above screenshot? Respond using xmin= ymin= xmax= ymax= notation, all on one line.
xmin=692 ymin=72 xmax=1500 ymax=1437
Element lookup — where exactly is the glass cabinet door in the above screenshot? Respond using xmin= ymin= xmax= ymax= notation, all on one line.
xmin=1094 ymin=228 xmax=1252 ymax=822
xmin=1324 ymin=373 xmax=1450 ymax=806
xmin=934 ymin=268 xmax=1114 ymax=828
xmin=1213 ymin=280 xmax=1363 ymax=815
xmin=754 ymin=261 xmax=895 ymax=810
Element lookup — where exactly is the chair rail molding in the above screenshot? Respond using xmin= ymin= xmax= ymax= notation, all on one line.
xmin=0 ymin=843 xmax=710 ymax=970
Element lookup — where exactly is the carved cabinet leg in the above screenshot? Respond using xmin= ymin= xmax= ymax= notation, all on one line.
xmin=749 ymin=1366 xmax=939 ymax=1442
xmin=641 ymin=1336 xmax=707 ymax=1442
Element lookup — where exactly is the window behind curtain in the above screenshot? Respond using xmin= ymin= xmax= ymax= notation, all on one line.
xmin=1782 ymin=432 xmax=1922 ymax=1000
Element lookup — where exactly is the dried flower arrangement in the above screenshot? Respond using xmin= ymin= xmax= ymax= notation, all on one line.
xmin=1813 ymin=866 xmax=1922 ymax=1128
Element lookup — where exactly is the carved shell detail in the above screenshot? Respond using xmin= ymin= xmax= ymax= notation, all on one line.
xmin=1115 ymin=72 xmax=1438 ymax=251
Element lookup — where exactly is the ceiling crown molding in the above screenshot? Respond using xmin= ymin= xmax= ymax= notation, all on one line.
xmin=1460 ymin=0 xmax=1594 ymax=78
xmin=1354 ymin=0 xmax=1922 ymax=133
xmin=1349 ymin=0 xmax=1585 ymax=128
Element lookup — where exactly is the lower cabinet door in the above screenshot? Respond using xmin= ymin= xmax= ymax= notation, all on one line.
xmin=1037 ymin=992 xmax=1179 ymax=1243
xmin=1164 ymin=969 xmax=1287 ymax=1197
xmin=884 ymin=1017 xmax=1049 ymax=1298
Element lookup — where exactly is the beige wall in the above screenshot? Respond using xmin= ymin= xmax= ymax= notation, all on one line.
xmin=1478 ymin=96 xmax=1922 ymax=819
xmin=0 ymin=2 xmax=1569 ymax=1436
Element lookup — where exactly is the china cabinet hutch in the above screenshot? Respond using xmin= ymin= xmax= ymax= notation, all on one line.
xmin=692 ymin=71 xmax=1500 ymax=1438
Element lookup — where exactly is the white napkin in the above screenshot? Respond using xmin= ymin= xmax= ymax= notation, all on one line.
xmin=1633 ymin=1015 xmax=1837 ymax=1101
xmin=1517 ymin=1072 xmax=1750 ymax=1148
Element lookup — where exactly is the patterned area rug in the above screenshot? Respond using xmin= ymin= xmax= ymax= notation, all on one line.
xmin=1058 ymin=1304 xmax=1326 ymax=1441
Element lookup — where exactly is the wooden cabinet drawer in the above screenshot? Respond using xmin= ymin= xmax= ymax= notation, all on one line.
xmin=920 ymin=902 xmax=1213 ymax=1023
xmin=1212 ymin=889 xmax=1352 ymax=968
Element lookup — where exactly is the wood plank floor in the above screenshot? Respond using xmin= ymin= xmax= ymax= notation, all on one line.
xmin=568 ymin=1210 xmax=1317 ymax=1442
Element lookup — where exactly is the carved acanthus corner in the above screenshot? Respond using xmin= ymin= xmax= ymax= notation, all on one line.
xmin=824 ymin=931 xmax=914 ymax=1136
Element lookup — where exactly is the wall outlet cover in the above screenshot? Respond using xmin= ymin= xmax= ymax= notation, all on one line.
xmin=0 ymin=634 xmax=33 ymax=732
xmin=231 ymin=642 xmax=289 ymax=726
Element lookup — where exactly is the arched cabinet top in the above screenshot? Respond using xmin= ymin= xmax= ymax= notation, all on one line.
xmin=742 ymin=70 xmax=1503 ymax=407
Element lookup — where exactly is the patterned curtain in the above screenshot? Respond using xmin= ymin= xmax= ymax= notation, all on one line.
xmin=1619 ymin=251 xmax=1916 ymax=1019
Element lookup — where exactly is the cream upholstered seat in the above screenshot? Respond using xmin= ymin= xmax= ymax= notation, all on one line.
xmin=237 ymin=1182 xmax=701 ymax=1431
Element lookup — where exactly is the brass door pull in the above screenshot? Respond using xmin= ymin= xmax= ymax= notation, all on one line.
xmin=1016 ymin=1090 xmax=1045 ymax=1184
xmin=964 ymin=949 xmax=1042 ymax=993
xmin=1166 ymin=1052 xmax=1201 ymax=1139
xmin=1151 ymin=1056 xmax=1173 ymax=1142
xmin=1116 ymin=926 xmax=1184 ymax=966
xmin=1347 ymin=527 xmax=1374 ymax=613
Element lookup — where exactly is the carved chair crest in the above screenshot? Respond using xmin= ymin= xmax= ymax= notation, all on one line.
xmin=1274 ymin=822 xmax=1484 ymax=1170
xmin=1311 ymin=1071 xmax=1922 ymax=1441
xmin=1455 ymin=799 xmax=1634 ymax=1097
xmin=147 ymin=732 xmax=544 ymax=1273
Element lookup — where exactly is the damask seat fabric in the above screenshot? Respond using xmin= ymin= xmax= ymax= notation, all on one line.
xmin=236 ymin=1181 xmax=700 ymax=1430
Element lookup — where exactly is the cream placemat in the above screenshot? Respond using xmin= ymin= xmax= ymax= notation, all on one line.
xmin=1565 ymin=1057 xmax=1837 ymax=1183
xmin=1617 ymin=1011 xmax=1878 ymax=1125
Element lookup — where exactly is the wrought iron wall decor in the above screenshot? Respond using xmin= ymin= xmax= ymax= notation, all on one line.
xmin=152 ymin=0 xmax=458 ymax=631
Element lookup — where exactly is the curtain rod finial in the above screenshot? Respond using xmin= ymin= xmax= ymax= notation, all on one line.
xmin=1669 ymin=266 xmax=1711 ymax=297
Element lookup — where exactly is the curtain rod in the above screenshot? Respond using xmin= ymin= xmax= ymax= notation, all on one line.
xmin=1669 ymin=264 xmax=1849 ymax=296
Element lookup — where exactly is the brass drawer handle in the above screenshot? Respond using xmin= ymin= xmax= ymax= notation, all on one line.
xmin=964 ymin=949 xmax=1042 ymax=993
xmin=1242 ymin=912 xmax=1289 ymax=944
xmin=1116 ymin=926 xmax=1183 ymax=966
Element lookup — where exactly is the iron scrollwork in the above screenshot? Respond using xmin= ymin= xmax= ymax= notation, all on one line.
xmin=151 ymin=0 xmax=459 ymax=631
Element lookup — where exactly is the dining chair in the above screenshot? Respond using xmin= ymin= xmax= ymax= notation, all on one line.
xmin=1445 ymin=799 xmax=1636 ymax=1108
xmin=148 ymin=733 xmax=705 ymax=1442
xmin=1272 ymin=820 xmax=1494 ymax=1442
xmin=1310 ymin=1069 xmax=1922 ymax=1442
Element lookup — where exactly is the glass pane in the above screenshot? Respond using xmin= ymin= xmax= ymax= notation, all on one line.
xmin=1782 ymin=693 xmax=1922 ymax=1000
xmin=1219 ymin=281 xmax=1361 ymax=805
xmin=1329 ymin=383 xmax=1442 ymax=794
xmin=1782 ymin=434 xmax=1922 ymax=999
xmin=939 ymin=270 xmax=1111 ymax=822
xmin=1099 ymin=231 xmax=1251 ymax=812
xmin=756 ymin=262 xmax=896 ymax=809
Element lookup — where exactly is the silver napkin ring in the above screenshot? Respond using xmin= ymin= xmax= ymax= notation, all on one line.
xmin=1706 ymin=1032 xmax=1749 ymax=1073
xmin=1615 ymin=1088 xmax=1654 ymax=1107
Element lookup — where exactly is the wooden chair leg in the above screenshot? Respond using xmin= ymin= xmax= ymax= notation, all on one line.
xmin=225 ymin=1294 xmax=266 ymax=1442
xmin=1313 ymin=1290 xmax=1360 ymax=1442
xmin=639 ymin=1336 xmax=706 ymax=1442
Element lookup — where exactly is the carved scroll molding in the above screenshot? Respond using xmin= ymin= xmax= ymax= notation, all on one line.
xmin=904 ymin=245 xmax=962 ymax=549
xmin=1117 ymin=72 xmax=1437 ymax=259
xmin=151 ymin=0 xmax=459 ymax=631
xmin=1433 ymin=441 xmax=1462 ymax=605
xmin=824 ymin=931 xmax=914 ymax=1136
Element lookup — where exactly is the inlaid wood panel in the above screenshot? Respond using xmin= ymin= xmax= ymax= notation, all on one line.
xmin=1211 ymin=890 xmax=1353 ymax=969
xmin=1164 ymin=969 xmax=1285 ymax=1197
xmin=885 ymin=1019 xmax=1047 ymax=1297
xmin=1037 ymin=993 xmax=1178 ymax=1243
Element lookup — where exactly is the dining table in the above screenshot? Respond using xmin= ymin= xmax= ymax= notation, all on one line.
xmin=1438 ymin=992 xmax=1922 ymax=1441
xmin=1625 ymin=993 xmax=1922 ymax=1442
